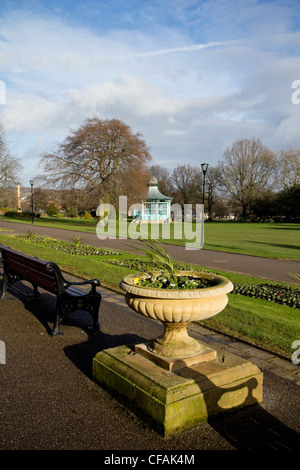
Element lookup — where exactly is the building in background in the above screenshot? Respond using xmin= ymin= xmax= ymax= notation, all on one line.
xmin=135 ymin=176 xmax=172 ymax=223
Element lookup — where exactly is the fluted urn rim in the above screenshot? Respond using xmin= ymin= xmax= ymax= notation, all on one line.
xmin=119 ymin=271 xmax=234 ymax=299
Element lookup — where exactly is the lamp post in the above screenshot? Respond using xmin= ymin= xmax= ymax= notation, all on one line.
xmin=17 ymin=183 xmax=21 ymax=212
xmin=30 ymin=180 xmax=34 ymax=224
xmin=201 ymin=163 xmax=209 ymax=207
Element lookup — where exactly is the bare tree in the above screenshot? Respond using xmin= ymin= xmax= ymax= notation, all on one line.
xmin=150 ymin=164 xmax=174 ymax=197
xmin=218 ymin=138 xmax=276 ymax=217
xmin=39 ymin=116 xmax=151 ymax=204
xmin=0 ymin=124 xmax=22 ymax=190
xmin=277 ymin=148 xmax=300 ymax=189
xmin=171 ymin=164 xmax=202 ymax=206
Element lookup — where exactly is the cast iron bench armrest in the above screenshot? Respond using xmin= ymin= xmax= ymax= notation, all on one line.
xmin=63 ymin=278 xmax=101 ymax=295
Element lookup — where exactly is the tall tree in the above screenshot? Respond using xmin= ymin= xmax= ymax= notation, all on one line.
xmin=0 ymin=123 xmax=22 ymax=190
xmin=218 ymin=138 xmax=276 ymax=217
xmin=276 ymin=184 xmax=300 ymax=221
xmin=171 ymin=164 xmax=202 ymax=206
xmin=277 ymin=148 xmax=300 ymax=189
xmin=150 ymin=164 xmax=174 ymax=197
xmin=39 ymin=117 xmax=151 ymax=204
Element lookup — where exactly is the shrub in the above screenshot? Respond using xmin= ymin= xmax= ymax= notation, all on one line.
xmin=46 ymin=203 xmax=59 ymax=217
xmin=83 ymin=211 xmax=93 ymax=219
xmin=4 ymin=211 xmax=35 ymax=219
xmin=64 ymin=207 xmax=78 ymax=218
xmin=5 ymin=211 xmax=17 ymax=217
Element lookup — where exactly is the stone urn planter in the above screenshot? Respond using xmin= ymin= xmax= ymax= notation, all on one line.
xmin=120 ymin=271 xmax=234 ymax=359
xmin=94 ymin=240 xmax=262 ymax=436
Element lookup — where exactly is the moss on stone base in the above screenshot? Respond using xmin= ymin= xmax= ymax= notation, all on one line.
xmin=92 ymin=344 xmax=263 ymax=437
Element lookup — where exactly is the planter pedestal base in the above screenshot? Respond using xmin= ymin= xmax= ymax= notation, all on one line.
xmin=93 ymin=341 xmax=263 ymax=437
xmin=135 ymin=341 xmax=217 ymax=371
xmin=147 ymin=321 xmax=213 ymax=359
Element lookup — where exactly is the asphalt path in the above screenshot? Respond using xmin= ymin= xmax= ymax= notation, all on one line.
xmin=1 ymin=280 xmax=299 ymax=451
xmin=0 ymin=219 xmax=299 ymax=283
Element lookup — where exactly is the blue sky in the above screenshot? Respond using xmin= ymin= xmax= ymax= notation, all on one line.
xmin=1 ymin=0 xmax=300 ymax=186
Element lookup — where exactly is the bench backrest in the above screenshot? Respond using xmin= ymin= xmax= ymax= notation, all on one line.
xmin=1 ymin=245 xmax=61 ymax=294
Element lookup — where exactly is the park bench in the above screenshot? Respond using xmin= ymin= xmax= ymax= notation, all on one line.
xmin=0 ymin=244 xmax=102 ymax=336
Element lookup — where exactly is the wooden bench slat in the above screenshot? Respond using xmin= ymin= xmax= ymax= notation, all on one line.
xmin=29 ymin=275 xmax=58 ymax=293
xmin=5 ymin=253 xmax=58 ymax=293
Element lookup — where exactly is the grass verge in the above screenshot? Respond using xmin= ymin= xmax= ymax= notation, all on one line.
xmin=202 ymin=295 xmax=299 ymax=358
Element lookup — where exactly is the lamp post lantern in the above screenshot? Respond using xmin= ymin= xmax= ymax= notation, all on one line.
xmin=30 ymin=180 xmax=34 ymax=224
xmin=201 ymin=163 xmax=209 ymax=207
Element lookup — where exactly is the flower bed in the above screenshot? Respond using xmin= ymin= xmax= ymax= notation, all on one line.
xmin=16 ymin=234 xmax=120 ymax=256
xmin=103 ymin=257 xmax=205 ymax=272
xmin=105 ymin=258 xmax=300 ymax=307
xmin=233 ymin=283 xmax=300 ymax=309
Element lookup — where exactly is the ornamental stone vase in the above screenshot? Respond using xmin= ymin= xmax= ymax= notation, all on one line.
xmin=120 ymin=271 xmax=234 ymax=359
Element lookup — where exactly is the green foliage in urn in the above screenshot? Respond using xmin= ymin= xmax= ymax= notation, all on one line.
xmin=131 ymin=238 xmax=215 ymax=290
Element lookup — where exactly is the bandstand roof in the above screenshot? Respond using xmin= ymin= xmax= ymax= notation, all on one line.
xmin=145 ymin=176 xmax=172 ymax=201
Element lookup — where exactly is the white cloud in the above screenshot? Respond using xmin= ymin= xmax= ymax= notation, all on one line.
xmin=0 ymin=1 xmax=300 ymax=185
xmin=126 ymin=41 xmax=230 ymax=58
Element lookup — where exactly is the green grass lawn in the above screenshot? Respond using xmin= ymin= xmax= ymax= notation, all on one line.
xmin=0 ymin=232 xmax=299 ymax=359
xmin=1 ymin=215 xmax=299 ymax=259
xmin=203 ymin=295 xmax=299 ymax=358
xmin=0 ymin=215 xmax=98 ymax=233
xmin=201 ymin=221 xmax=300 ymax=260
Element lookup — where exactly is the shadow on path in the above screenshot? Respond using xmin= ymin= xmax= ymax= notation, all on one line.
xmin=1 ymin=281 xmax=101 ymax=337
xmin=208 ymin=404 xmax=300 ymax=450
xmin=175 ymin=363 xmax=300 ymax=450
xmin=64 ymin=329 xmax=300 ymax=450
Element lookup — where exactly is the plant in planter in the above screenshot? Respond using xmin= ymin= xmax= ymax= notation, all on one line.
xmin=120 ymin=239 xmax=234 ymax=360
xmin=132 ymin=239 xmax=211 ymax=290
